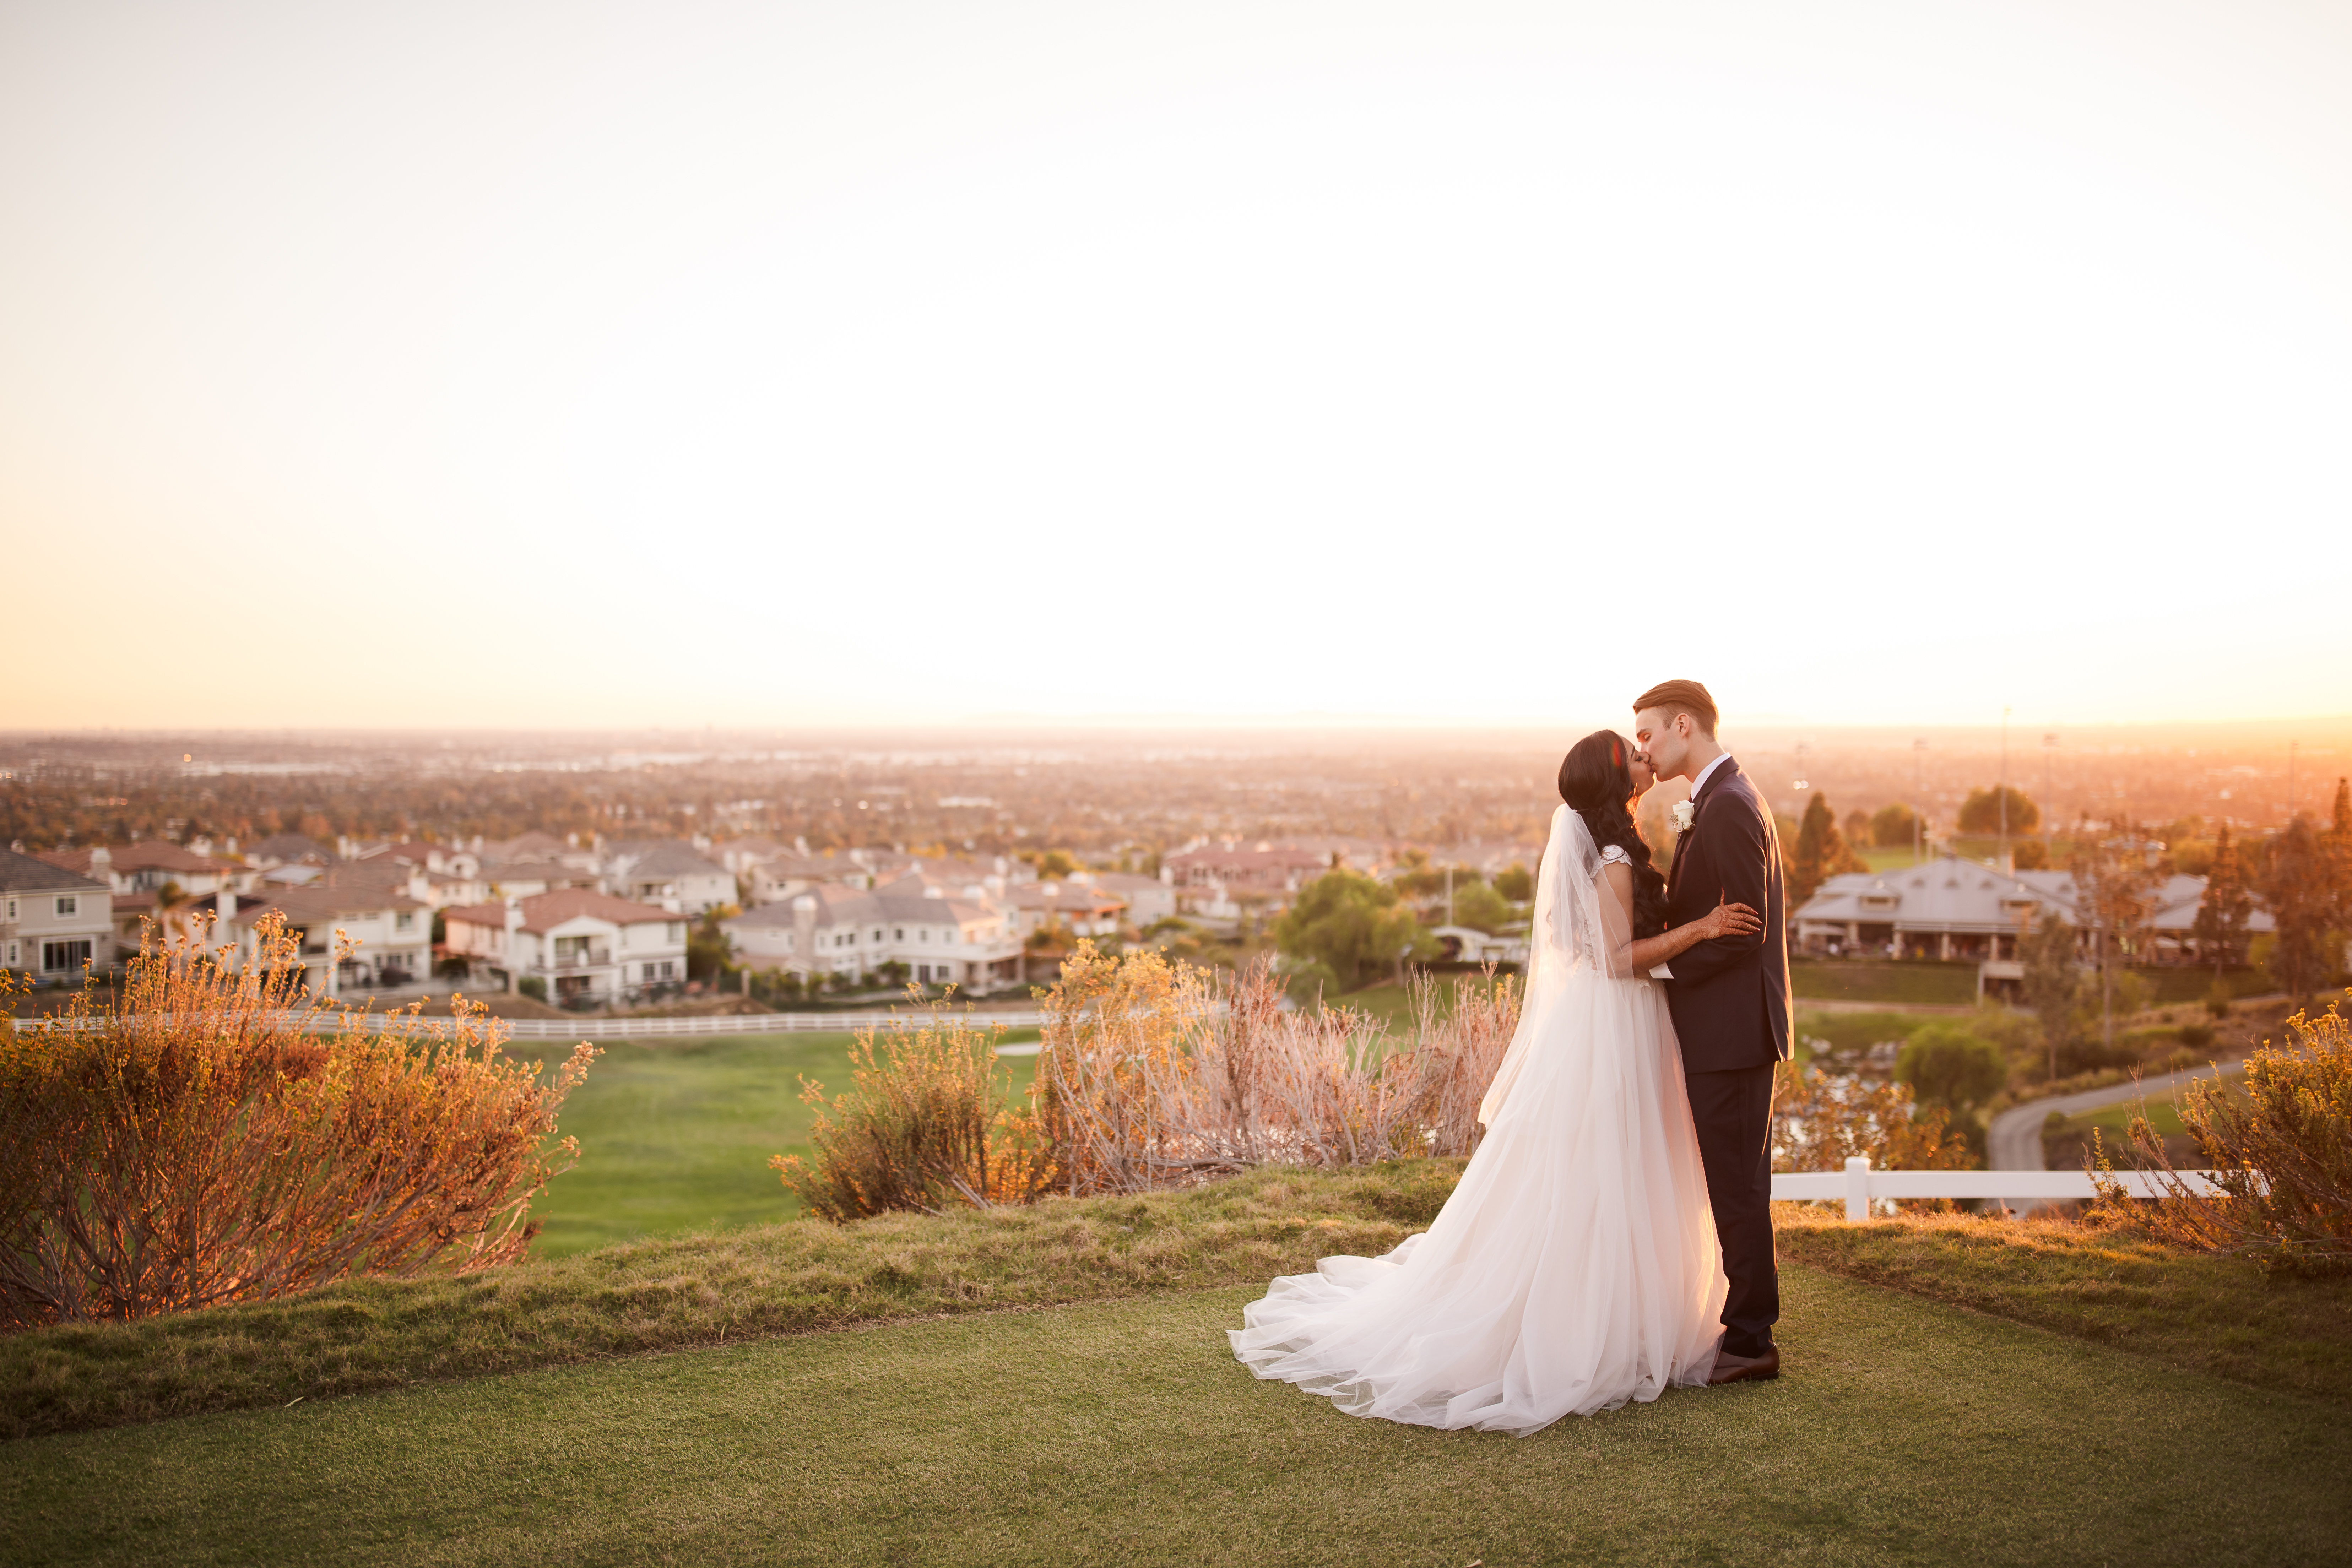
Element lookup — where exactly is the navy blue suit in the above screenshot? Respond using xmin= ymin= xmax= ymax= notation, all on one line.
xmin=1662 ymin=756 xmax=1791 ymax=1358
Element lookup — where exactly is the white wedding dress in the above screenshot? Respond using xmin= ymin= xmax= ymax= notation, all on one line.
xmin=1228 ymin=806 xmax=1728 ymax=1435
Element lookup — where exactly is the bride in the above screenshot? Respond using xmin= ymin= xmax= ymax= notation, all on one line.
xmin=1228 ymin=730 xmax=1763 ymax=1434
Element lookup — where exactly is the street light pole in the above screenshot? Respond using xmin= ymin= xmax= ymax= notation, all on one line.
xmin=1999 ymin=706 xmax=2011 ymax=862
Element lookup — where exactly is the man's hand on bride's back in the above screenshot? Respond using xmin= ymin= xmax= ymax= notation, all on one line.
xmin=1695 ymin=898 xmax=1763 ymax=941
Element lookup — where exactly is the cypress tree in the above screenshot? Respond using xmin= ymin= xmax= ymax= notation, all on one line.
xmin=2192 ymin=822 xmax=2253 ymax=977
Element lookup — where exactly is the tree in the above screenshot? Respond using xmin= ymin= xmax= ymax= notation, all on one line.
xmin=2260 ymin=815 xmax=2336 ymax=1006
xmin=2327 ymin=778 xmax=2352 ymax=928
xmin=687 ymin=908 xmax=737 ymax=983
xmin=1843 ymin=809 xmax=1873 ymax=848
xmin=1445 ymin=880 xmax=1513 ymax=935
xmin=1896 ymin=1022 xmax=2008 ymax=1114
xmin=1958 ymin=786 xmax=2040 ymax=837
xmin=1895 ymin=1022 xmax=2007 ymax=1159
xmin=2070 ymin=829 xmax=2159 ymax=1052
xmin=2010 ymin=840 xmax=2050 ymax=870
xmin=1025 ymin=849 xmax=1079 ymax=881
xmin=1272 ymin=870 xmax=1430 ymax=989
xmin=2191 ymin=821 xmax=2253 ymax=977
xmin=1492 ymin=863 xmax=1534 ymax=903
xmin=1790 ymin=796 xmax=1869 ymax=909
xmin=2017 ymin=909 xmax=2081 ymax=1082
xmin=1870 ymin=803 xmax=1919 ymax=849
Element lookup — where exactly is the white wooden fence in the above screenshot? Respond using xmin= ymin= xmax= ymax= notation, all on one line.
xmin=1773 ymin=1155 xmax=2234 ymax=1220
xmin=34 ymin=1009 xmax=1048 ymax=1041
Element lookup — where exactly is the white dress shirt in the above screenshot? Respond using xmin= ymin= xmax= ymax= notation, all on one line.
xmin=1651 ymin=751 xmax=1734 ymax=979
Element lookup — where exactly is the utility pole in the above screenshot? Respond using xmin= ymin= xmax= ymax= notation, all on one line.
xmin=1445 ymin=864 xmax=1454 ymax=928
xmin=1999 ymin=706 xmax=2011 ymax=861
xmin=1913 ymin=738 xmax=1928 ymax=866
xmin=2043 ymin=732 xmax=2058 ymax=851
xmin=2288 ymin=740 xmax=2299 ymax=822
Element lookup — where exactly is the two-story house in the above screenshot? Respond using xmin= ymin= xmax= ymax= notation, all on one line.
xmin=0 ymin=847 xmax=114 ymax=982
xmin=598 ymin=840 xmax=736 ymax=914
xmin=219 ymin=884 xmax=434 ymax=994
xmin=442 ymin=890 xmax=690 ymax=1007
xmin=722 ymin=875 xmax=1022 ymax=992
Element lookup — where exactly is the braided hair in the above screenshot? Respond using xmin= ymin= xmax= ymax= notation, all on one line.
xmin=1557 ymin=729 xmax=1670 ymax=939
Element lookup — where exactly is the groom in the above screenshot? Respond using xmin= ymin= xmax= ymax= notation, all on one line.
xmin=1632 ymin=679 xmax=1792 ymax=1385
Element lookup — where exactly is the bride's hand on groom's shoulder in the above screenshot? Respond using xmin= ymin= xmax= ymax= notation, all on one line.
xmin=1695 ymin=898 xmax=1762 ymax=941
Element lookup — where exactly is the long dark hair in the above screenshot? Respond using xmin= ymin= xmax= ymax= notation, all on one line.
xmin=1558 ymin=729 xmax=1669 ymax=939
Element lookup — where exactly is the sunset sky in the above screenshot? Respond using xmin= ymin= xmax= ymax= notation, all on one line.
xmin=3 ymin=0 xmax=2348 ymax=733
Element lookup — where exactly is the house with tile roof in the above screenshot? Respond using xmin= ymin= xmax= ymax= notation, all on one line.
xmin=35 ymin=840 xmax=244 ymax=896
xmin=215 ymin=883 xmax=434 ymax=995
xmin=722 ymin=875 xmax=1023 ymax=993
xmin=0 ymin=847 xmax=114 ymax=982
xmin=598 ymin=840 xmax=736 ymax=914
xmin=443 ymin=890 xmax=690 ymax=1007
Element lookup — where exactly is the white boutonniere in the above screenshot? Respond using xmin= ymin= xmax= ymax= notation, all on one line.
xmin=1671 ymin=801 xmax=1696 ymax=833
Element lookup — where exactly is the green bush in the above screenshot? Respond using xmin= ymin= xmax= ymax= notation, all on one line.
xmin=1897 ymin=1024 xmax=2007 ymax=1114
xmin=517 ymin=975 xmax=548 ymax=1002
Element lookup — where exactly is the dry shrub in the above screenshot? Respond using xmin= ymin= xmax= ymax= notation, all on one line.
xmin=1037 ymin=944 xmax=1518 ymax=1196
xmin=772 ymin=994 xmax=1057 ymax=1221
xmin=0 ymin=916 xmax=594 ymax=1330
xmin=2094 ymin=999 xmax=2352 ymax=1274
xmin=1772 ymin=1062 xmax=1974 ymax=1177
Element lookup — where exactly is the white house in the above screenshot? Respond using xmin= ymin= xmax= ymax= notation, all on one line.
xmin=598 ymin=840 xmax=736 ymax=914
xmin=1004 ymin=880 xmax=1127 ymax=940
xmin=0 ymin=847 xmax=114 ymax=982
xmin=36 ymin=840 xmax=244 ymax=896
xmin=350 ymin=841 xmax=489 ymax=908
xmin=1078 ymin=870 xmax=1178 ymax=929
xmin=1427 ymin=924 xmax=1530 ymax=967
xmin=443 ymin=890 xmax=690 ymax=1007
xmin=722 ymin=875 xmax=1023 ymax=992
xmin=218 ymin=884 xmax=434 ymax=995
xmin=1793 ymin=853 xmax=2275 ymax=964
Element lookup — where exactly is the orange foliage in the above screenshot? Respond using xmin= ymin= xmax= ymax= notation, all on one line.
xmin=772 ymin=993 xmax=1057 ymax=1221
xmin=0 ymin=916 xmax=593 ymax=1329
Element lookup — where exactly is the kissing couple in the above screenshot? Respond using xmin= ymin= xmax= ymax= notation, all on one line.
xmin=1229 ymin=679 xmax=1795 ymax=1434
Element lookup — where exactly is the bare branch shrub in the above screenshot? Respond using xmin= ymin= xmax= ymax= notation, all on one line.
xmin=2093 ymin=1000 xmax=2352 ymax=1273
xmin=773 ymin=994 xmax=1057 ymax=1220
xmin=1037 ymin=944 xmax=1518 ymax=1196
xmin=0 ymin=917 xmax=594 ymax=1330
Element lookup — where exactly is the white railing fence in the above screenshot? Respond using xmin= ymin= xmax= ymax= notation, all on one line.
xmin=1773 ymin=1155 xmax=2237 ymax=1220
xmin=34 ymin=1008 xmax=1048 ymax=1041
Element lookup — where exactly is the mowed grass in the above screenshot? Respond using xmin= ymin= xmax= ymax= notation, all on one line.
xmin=0 ymin=1165 xmax=1460 ymax=1439
xmin=7 ymin=1268 xmax=2349 ymax=1568
xmin=506 ymin=1029 xmax=1038 ymax=1254
xmin=1790 ymin=961 xmax=1979 ymax=1007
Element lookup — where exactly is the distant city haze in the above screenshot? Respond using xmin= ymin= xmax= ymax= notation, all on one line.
xmin=3 ymin=0 xmax=2348 ymax=730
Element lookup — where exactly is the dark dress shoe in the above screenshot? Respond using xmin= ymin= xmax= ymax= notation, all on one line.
xmin=1707 ymin=1346 xmax=1781 ymax=1385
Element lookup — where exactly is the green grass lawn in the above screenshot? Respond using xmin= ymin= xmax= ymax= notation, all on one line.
xmin=1790 ymin=961 xmax=1979 ymax=1007
xmin=1306 ymin=975 xmax=1511 ymax=1031
xmin=508 ymin=1029 xmax=1038 ymax=1255
xmin=6 ymin=1265 xmax=2347 ymax=1567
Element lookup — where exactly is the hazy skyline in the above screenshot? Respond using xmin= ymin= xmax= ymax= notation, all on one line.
xmin=4 ymin=0 xmax=2349 ymax=732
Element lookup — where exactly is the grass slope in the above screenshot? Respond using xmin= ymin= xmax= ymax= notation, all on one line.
xmin=0 ymin=1165 xmax=1458 ymax=1439
xmin=1776 ymin=1205 xmax=2352 ymax=1406
xmin=506 ymin=1030 xmax=1037 ymax=1254
xmin=7 ymin=1270 xmax=2349 ymax=1568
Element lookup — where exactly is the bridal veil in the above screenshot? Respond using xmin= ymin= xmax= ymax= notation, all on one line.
xmin=1227 ymin=805 xmax=1728 ymax=1433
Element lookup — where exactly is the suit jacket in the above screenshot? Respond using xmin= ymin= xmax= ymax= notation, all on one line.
xmin=1662 ymin=757 xmax=1794 ymax=1073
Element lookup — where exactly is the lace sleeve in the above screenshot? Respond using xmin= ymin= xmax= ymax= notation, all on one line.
xmin=1597 ymin=843 xmax=1631 ymax=868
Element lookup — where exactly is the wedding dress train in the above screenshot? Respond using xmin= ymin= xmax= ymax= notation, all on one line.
xmin=1228 ymin=807 xmax=1728 ymax=1434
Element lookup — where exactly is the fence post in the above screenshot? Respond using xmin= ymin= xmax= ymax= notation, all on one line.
xmin=1845 ymin=1155 xmax=1872 ymax=1223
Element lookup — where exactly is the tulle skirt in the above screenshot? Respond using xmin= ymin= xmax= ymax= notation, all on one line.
xmin=1228 ymin=972 xmax=1727 ymax=1435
